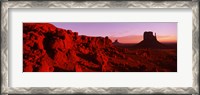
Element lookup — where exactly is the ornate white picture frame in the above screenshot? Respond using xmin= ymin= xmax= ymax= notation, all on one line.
xmin=1 ymin=1 xmax=199 ymax=94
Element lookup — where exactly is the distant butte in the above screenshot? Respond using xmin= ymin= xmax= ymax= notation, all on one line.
xmin=113 ymin=39 xmax=120 ymax=45
xmin=134 ymin=31 xmax=167 ymax=49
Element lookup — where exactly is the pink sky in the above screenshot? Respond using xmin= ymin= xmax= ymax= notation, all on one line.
xmin=51 ymin=22 xmax=177 ymax=43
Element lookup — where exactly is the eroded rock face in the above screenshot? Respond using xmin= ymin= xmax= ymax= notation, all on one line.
xmin=23 ymin=23 xmax=119 ymax=72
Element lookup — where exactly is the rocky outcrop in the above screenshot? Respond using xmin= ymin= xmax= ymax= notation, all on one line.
xmin=23 ymin=23 xmax=124 ymax=72
xmin=112 ymin=39 xmax=120 ymax=45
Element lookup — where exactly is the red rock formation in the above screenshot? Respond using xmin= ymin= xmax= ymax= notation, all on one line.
xmin=23 ymin=23 xmax=120 ymax=72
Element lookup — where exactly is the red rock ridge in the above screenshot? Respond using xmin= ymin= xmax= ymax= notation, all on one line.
xmin=23 ymin=23 xmax=119 ymax=72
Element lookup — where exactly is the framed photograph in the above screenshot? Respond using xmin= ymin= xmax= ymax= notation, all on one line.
xmin=1 ymin=1 xmax=199 ymax=94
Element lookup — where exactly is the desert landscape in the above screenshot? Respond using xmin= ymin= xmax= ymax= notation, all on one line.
xmin=23 ymin=23 xmax=177 ymax=72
